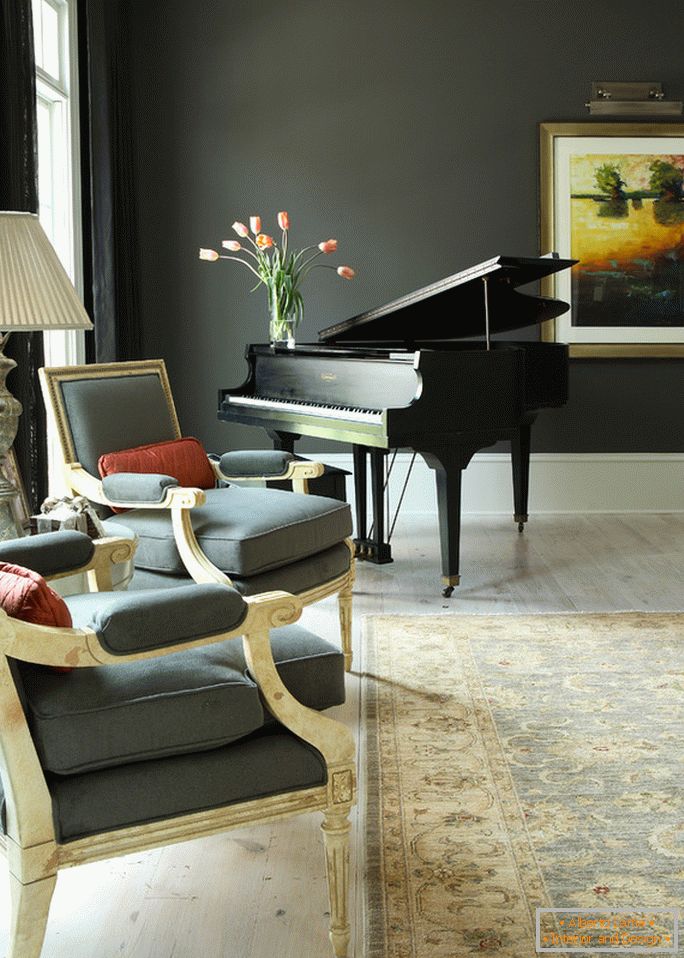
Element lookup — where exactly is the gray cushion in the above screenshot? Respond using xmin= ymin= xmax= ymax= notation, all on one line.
xmin=232 ymin=625 xmax=346 ymax=715
xmin=120 ymin=485 xmax=352 ymax=576
xmin=18 ymin=638 xmax=263 ymax=774
xmin=60 ymin=374 xmax=177 ymax=477
xmin=46 ymin=728 xmax=326 ymax=842
xmin=0 ymin=531 xmax=94 ymax=577
xmin=102 ymin=472 xmax=179 ymax=504
xmin=130 ymin=541 xmax=351 ymax=596
xmin=68 ymin=590 xmax=345 ymax=715
xmin=70 ymin=584 xmax=247 ymax=655
xmin=219 ymin=449 xmax=294 ymax=478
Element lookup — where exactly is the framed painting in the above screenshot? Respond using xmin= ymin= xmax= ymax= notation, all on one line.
xmin=540 ymin=122 xmax=684 ymax=357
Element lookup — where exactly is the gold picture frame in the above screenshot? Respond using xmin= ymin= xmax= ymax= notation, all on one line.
xmin=540 ymin=122 xmax=684 ymax=358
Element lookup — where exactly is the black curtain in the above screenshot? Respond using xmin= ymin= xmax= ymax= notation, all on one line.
xmin=79 ymin=0 xmax=142 ymax=363
xmin=0 ymin=0 xmax=48 ymax=512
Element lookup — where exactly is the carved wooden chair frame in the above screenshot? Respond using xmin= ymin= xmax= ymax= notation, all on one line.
xmin=39 ymin=360 xmax=354 ymax=670
xmin=0 ymin=537 xmax=355 ymax=958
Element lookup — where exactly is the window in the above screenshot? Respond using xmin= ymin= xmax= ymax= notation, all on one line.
xmin=32 ymin=0 xmax=85 ymax=491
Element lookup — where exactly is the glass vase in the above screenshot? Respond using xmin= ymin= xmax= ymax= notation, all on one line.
xmin=269 ymin=302 xmax=297 ymax=350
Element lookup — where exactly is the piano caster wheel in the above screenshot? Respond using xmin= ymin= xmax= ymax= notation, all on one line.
xmin=442 ymin=586 xmax=454 ymax=598
xmin=518 ymin=521 xmax=525 ymax=533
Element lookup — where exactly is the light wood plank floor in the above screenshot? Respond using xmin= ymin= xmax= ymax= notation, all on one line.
xmin=0 ymin=513 xmax=682 ymax=958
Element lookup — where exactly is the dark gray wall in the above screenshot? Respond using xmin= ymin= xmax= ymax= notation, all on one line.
xmin=127 ymin=0 xmax=684 ymax=455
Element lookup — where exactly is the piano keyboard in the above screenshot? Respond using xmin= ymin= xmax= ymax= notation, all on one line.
xmin=224 ymin=394 xmax=383 ymax=425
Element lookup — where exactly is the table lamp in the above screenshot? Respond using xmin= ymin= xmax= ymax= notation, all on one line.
xmin=0 ymin=211 xmax=93 ymax=538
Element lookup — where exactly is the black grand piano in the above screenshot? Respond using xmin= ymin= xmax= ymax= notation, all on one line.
xmin=218 ymin=254 xmax=575 ymax=595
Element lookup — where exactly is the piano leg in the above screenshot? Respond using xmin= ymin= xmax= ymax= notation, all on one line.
xmin=267 ymin=430 xmax=299 ymax=453
xmin=352 ymin=445 xmax=368 ymax=556
xmin=421 ymin=445 xmax=481 ymax=596
xmin=511 ymin=414 xmax=535 ymax=533
xmin=368 ymin=448 xmax=392 ymax=564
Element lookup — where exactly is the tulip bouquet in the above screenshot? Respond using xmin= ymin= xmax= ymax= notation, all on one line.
xmin=200 ymin=212 xmax=355 ymax=349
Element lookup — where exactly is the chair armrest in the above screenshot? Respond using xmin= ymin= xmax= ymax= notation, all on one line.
xmin=0 ymin=531 xmax=95 ymax=577
xmin=102 ymin=472 xmax=179 ymax=505
xmin=213 ymin=453 xmax=324 ymax=484
xmin=216 ymin=449 xmax=295 ymax=479
xmin=67 ymin=464 xmax=206 ymax=510
xmin=0 ymin=588 xmax=300 ymax=667
xmin=85 ymin=583 xmax=248 ymax=655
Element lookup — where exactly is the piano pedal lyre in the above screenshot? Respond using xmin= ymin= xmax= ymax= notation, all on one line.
xmin=514 ymin=513 xmax=528 ymax=534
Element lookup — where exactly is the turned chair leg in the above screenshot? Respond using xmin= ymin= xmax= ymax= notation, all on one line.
xmin=337 ymin=586 xmax=353 ymax=672
xmin=321 ymin=808 xmax=352 ymax=958
xmin=8 ymin=872 xmax=56 ymax=958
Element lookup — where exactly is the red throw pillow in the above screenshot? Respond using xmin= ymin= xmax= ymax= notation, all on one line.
xmin=0 ymin=562 xmax=73 ymax=673
xmin=98 ymin=437 xmax=216 ymax=512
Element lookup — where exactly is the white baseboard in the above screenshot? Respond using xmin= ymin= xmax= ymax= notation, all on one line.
xmin=315 ymin=452 xmax=684 ymax=515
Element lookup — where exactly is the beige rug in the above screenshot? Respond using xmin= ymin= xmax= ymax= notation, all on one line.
xmin=362 ymin=613 xmax=683 ymax=957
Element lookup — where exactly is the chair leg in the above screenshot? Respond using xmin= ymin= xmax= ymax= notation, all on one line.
xmin=321 ymin=809 xmax=352 ymax=958
xmin=8 ymin=872 xmax=56 ymax=958
xmin=337 ymin=585 xmax=353 ymax=672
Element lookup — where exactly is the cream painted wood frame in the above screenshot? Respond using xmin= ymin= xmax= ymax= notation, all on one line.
xmin=39 ymin=360 xmax=355 ymax=670
xmin=0 ymin=544 xmax=356 ymax=958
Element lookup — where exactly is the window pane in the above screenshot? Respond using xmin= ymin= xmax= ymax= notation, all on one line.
xmin=31 ymin=0 xmax=44 ymax=70
xmin=41 ymin=1 xmax=60 ymax=81
xmin=36 ymin=97 xmax=55 ymax=239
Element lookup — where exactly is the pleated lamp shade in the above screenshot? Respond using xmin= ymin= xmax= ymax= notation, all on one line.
xmin=0 ymin=212 xmax=93 ymax=330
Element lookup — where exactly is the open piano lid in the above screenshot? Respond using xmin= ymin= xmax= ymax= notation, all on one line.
xmin=318 ymin=254 xmax=577 ymax=343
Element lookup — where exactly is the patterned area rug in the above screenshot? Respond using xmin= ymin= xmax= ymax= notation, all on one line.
xmin=362 ymin=614 xmax=683 ymax=957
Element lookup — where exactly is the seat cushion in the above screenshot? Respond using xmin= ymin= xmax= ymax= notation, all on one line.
xmin=130 ymin=541 xmax=352 ymax=597
xmin=120 ymin=485 xmax=352 ymax=576
xmin=69 ymin=593 xmax=345 ymax=712
xmin=45 ymin=727 xmax=326 ymax=842
xmin=18 ymin=637 xmax=264 ymax=774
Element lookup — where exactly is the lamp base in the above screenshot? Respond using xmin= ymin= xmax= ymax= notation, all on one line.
xmin=0 ymin=348 xmax=24 ymax=541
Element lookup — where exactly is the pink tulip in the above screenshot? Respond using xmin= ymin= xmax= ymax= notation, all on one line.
xmin=250 ymin=216 xmax=262 ymax=234
xmin=337 ymin=266 xmax=355 ymax=280
xmin=277 ymin=211 xmax=290 ymax=231
xmin=255 ymin=233 xmax=274 ymax=249
xmin=199 ymin=248 xmax=219 ymax=261
xmin=318 ymin=239 xmax=338 ymax=254
xmin=222 ymin=240 xmax=242 ymax=252
xmin=232 ymin=221 xmax=249 ymax=237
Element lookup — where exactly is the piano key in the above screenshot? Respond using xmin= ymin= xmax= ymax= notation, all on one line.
xmin=223 ymin=394 xmax=383 ymax=425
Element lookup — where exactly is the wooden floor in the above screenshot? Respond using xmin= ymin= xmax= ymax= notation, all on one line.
xmin=0 ymin=512 xmax=682 ymax=958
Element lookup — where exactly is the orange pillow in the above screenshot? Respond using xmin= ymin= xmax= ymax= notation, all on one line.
xmin=98 ymin=437 xmax=216 ymax=512
xmin=0 ymin=562 xmax=73 ymax=673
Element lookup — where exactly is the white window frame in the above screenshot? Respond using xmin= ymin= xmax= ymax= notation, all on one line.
xmin=33 ymin=0 xmax=86 ymax=492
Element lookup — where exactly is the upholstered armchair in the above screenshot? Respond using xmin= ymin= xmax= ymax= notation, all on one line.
xmin=0 ymin=531 xmax=355 ymax=958
xmin=39 ymin=360 xmax=354 ymax=669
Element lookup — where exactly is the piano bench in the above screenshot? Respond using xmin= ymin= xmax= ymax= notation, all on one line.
xmin=267 ymin=458 xmax=350 ymax=503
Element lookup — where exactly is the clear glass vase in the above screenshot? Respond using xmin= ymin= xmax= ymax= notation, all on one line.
xmin=269 ymin=299 xmax=297 ymax=350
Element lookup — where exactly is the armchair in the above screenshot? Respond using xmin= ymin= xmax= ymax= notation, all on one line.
xmin=39 ymin=360 xmax=354 ymax=669
xmin=0 ymin=532 xmax=355 ymax=957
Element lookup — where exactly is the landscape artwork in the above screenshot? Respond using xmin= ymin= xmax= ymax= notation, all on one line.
xmin=569 ymin=153 xmax=684 ymax=329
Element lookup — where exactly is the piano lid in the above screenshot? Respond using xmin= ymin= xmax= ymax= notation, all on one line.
xmin=318 ymin=254 xmax=577 ymax=343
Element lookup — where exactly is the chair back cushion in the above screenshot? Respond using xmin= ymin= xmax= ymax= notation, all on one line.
xmin=98 ymin=437 xmax=216 ymax=501
xmin=59 ymin=373 xmax=178 ymax=476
